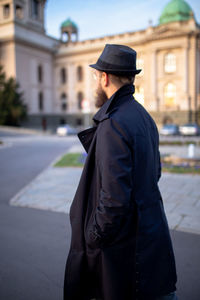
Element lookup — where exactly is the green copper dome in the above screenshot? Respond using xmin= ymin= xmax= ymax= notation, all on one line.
xmin=61 ymin=18 xmax=78 ymax=29
xmin=159 ymin=0 xmax=194 ymax=25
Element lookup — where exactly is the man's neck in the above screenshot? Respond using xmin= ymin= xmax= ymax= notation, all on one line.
xmin=106 ymin=84 xmax=124 ymax=99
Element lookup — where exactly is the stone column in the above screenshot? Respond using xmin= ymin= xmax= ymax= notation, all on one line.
xmin=68 ymin=63 xmax=76 ymax=113
xmin=195 ymin=39 xmax=200 ymax=123
xmin=84 ymin=62 xmax=91 ymax=108
xmin=183 ymin=46 xmax=189 ymax=94
xmin=84 ymin=61 xmax=92 ymax=127
xmin=151 ymin=50 xmax=158 ymax=111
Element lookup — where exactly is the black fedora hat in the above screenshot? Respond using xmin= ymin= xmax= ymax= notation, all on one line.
xmin=89 ymin=44 xmax=141 ymax=75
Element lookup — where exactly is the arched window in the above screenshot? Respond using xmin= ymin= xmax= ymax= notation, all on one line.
xmin=77 ymin=92 xmax=83 ymax=110
xmin=60 ymin=68 xmax=67 ymax=84
xmin=164 ymin=83 xmax=176 ymax=107
xmin=164 ymin=53 xmax=176 ymax=73
xmin=162 ymin=116 xmax=173 ymax=125
xmin=38 ymin=65 xmax=43 ymax=83
xmin=77 ymin=66 xmax=83 ymax=82
xmin=38 ymin=91 xmax=43 ymax=111
xmin=134 ymin=86 xmax=144 ymax=106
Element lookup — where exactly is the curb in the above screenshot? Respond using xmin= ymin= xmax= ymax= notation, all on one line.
xmin=0 ymin=125 xmax=54 ymax=136
xmin=0 ymin=141 xmax=13 ymax=150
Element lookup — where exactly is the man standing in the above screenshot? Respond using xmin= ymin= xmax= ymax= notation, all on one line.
xmin=63 ymin=44 xmax=178 ymax=300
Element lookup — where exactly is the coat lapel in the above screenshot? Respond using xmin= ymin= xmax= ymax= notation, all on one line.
xmin=77 ymin=84 xmax=135 ymax=153
xmin=92 ymin=84 xmax=135 ymax=123
xmin=77 ymin=126 xmax=98 ymax=153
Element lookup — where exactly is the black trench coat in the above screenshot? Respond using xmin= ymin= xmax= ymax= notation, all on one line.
xmin=63 ymin=84 xmax=177 ymax=300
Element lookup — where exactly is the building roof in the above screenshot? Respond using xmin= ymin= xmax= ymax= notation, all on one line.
xmin=159 ymin=0 xmax=194 ymax=25
xmin=61 ymin=18 xmax=78 ymax=29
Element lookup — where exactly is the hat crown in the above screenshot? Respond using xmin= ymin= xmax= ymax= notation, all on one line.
xmin=89 ymin=44 xmax=141 ymax=75
xmin=100 ymin=44 xmax=137 ymax=68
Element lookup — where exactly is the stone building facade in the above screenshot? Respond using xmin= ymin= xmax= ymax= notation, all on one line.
xmin=0 ymin=0 xmax=200 ymax=131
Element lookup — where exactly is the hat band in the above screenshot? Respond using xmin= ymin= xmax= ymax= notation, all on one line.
xmin=97 ymin=58 xmax=137 ymax=71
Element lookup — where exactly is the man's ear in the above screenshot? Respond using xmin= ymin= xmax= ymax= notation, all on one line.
xmin=102 ymin=72 xmax=109 ymax=87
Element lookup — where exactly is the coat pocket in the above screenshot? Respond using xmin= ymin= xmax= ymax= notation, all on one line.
xmin=85 ymin=213 xmax=105 ymax=249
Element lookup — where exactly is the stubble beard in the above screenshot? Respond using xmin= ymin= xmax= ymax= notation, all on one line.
xmin=95 ymin=83 xmax=108 ymax=108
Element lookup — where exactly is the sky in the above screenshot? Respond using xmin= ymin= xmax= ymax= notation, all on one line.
xmin=45 ymin=0 xmax=200 ymax=41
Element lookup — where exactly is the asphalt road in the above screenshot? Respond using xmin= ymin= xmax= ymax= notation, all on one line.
xmin=0 ymin=132 xmax=79 ymax=205
xmin=0 ymin=131 xmax=78 ymax=300
xmin=0 ymin=131 xmax=200 ymax=300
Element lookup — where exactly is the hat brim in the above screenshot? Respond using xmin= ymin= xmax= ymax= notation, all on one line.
xmin=89 ymin=63 xmax=142 ymax=75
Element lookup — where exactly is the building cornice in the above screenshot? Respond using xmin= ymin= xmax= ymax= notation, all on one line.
xmin=14 ymin=19 xmax=59 ymax=42
xmin=0 ymin=19 xmax=59 ymax=43
xmin=56 ymin=26 xmax=199 ymax=59
xmin=0 ymin=35 xmax=57 ymax=54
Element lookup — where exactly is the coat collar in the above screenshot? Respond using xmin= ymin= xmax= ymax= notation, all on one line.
xmin=92 ymin=84 xmax=135 ymax=123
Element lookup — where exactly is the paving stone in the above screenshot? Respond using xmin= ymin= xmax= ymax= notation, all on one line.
xmin=163 ymin=202 xmax=178 ymax=214
xmin=175 ymin=204 xmax=200 ymax=217
xmin=164 ymin=212 xmax=183 ymax=230
xmin=178 ymin=215 xmax=200 ymax=235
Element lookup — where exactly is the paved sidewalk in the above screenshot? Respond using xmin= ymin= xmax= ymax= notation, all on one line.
xmin=10 ymin=146 xmax=200 ymax=235
xmin=159 ymin=145 xmax=200 ymax=159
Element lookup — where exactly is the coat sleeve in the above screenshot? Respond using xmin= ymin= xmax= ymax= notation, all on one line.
xmin=157 ymin=150 xmax=161 ymax=182
xmin=86 ymin=118 xmax=134 ymax=249
xmin=155 ymin=123 xmax=161 ymax=182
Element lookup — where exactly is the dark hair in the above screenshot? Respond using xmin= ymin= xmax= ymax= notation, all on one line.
xmin=97 ymin=70 xmax=135 ymax=86
xmin=109 ymin=73 xmax=135 ymax=86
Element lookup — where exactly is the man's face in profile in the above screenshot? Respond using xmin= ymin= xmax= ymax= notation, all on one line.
xmin=93 ymin=70 xmax=108 ymax=108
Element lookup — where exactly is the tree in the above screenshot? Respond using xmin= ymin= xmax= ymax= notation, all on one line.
xmin=0 ymin=65 xmax=27 ymax=126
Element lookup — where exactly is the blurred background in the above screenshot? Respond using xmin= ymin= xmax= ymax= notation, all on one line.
xmin=0 ymin=0 xmax=200 ymax=132
xmin=0 ymin=1 xmax=200 ymax=300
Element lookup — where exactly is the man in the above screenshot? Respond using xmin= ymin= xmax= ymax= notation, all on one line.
xmin=63 ymin=44 xmax=178 ymax=300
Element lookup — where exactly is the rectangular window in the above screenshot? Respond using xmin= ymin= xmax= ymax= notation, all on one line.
xmin=77 ymin=66 xmax=83 ymax=82
xmin=38 ymin=65 xmax=43 ymax=83
xmin=16 ymin=5 xmax=23 ymax=19
xmin=164 ymin=53 xmax=176 ymax=73
xmin=3 ymin=4 xmax=10 ymax=19
xmin=38 ymin=92 xmax=43 ymax=111
xmin=31 ymin=0 xmax=39 ymax=19
xmin=61 ymin=68 xmax=67 ymax=84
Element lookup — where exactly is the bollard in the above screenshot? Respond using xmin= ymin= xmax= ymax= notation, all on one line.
xmin=188 ymin=143 xmax=195 ymax=158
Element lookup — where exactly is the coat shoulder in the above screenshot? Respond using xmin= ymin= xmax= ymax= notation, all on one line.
xmin=97 ymin=116 xmax=131 ymax=147
xmin=107 ymin=95 xmax=158 ymax=140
